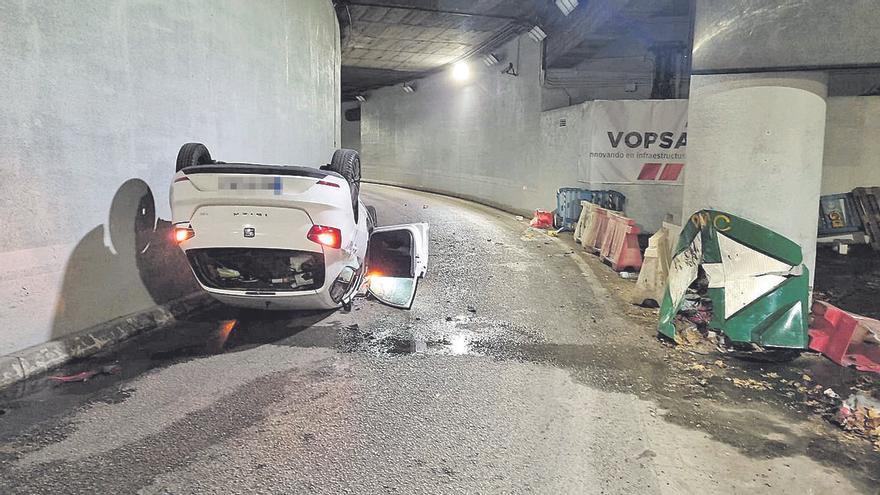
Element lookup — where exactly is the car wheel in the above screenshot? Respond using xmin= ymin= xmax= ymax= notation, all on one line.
xmin=366 ymin=205 xmax=378 ymax=233
xmin=176 ymin=143 xmax=213 ymax=173
xmin=328 ymin=148 xmax=361 ymax=223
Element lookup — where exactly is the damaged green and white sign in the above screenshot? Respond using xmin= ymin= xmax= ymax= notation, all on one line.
xmin=658 ymin=210 xmax=810 ymax=349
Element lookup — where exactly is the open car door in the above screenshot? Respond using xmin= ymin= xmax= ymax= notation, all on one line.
xmin=365 ymin=223 xmax=429 ymax=309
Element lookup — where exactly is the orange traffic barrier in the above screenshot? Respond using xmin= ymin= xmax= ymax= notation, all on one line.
xmin=601 ymin=212 xmax=643 ymax=272
xmin=579 ymin=205 xmax=607 ymax=253
xmin=809 ymin=301 xmax=880 ymax=373
xmin=591 ymin=208 xmax=611 ymax=253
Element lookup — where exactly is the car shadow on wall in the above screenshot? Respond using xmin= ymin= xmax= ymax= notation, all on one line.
xmin=51 ymin=179 xmax=200 ymax=341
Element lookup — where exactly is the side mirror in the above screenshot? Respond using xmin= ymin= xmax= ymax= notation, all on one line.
xmin=365 ymin=223 xmax=429 ymax=309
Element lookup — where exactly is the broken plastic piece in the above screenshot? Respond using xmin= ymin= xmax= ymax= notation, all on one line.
xmin=658 ymin=210 xmax=810 ymax=349
xmin=217 ymin=267 xmax=241 ymax=278
xmin=530 ymin=210 xmax=554 ymax=229
xmin=809 ymin=301 xmax=880 ymax=373
xmin=48 ymin=365 xmax=121 ymax=383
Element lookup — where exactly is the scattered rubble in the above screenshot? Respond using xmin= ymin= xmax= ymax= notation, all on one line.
xmin=838 ymin=394 xmax=880 ymax=451
xmin=731 ymin=378 xmax=772 ymax=391
xmin=554 ymin=221 xmax=880 ymax=453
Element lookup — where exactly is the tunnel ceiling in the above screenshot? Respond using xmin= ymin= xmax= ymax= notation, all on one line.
xmin=336 ymin=0 xmax=693 ymax=100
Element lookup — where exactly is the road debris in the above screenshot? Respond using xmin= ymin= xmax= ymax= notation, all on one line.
xmin=824 ymin=388 xmax=841 ymax=400
xmin=529 ymin=210 xmax=554 ymax=229
xmin=809 ymin=301 xmax=880 ymax=373
xmin=48 ymin=365 xmax=121 ymax=383
xmin=659 ymin=210 xmax=810 ymax=349
xmin=837 ymin=394 xmax=880 ymax=451
xmin=732 ymin=378 xmax=772 ymax=391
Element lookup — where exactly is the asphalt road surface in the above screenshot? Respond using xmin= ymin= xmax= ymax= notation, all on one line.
xmin=1 ymin=184 xmax=877 ymax=494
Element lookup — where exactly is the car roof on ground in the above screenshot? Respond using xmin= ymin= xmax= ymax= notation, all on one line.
xmin=181 ymin=163 xmax=344 ymax=180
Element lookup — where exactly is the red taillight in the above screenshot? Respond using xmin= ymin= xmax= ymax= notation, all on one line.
xmin=174 ymin=176 xmax=191 ymax=183
xmin=315 ymin=180 xmax=340 ymax=188
xmin=174 ymin=227 xmax=195 ymax=243
xmin=307 ymin=225 xmax=341 ymax=249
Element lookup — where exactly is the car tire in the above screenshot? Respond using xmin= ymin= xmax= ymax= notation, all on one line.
xmin=176 ymin=143 xmax=213 ymax=173
xmin=328 ymin=149 xmax=361 ymax=223
xmin=366 ymin=205 xmax=377 ymax=233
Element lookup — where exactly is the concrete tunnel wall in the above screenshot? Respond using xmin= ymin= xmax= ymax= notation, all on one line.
xmin=361 ymin=34 xmax=571 ymax=218
xmin=0 ymin=0 xmax=341 ymax=355
xmin=821 ymin=96 xmax=880 ymax=194
xmin=359 ymin=34 xmax=686 ymax=232
xmin=359 ymin=34 xmax=880 ymax=233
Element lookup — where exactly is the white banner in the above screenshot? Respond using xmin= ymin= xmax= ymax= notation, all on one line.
xmin=589 ymin=100 xmax=688 ymax=185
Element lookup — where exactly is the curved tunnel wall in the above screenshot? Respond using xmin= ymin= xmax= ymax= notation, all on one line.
xmin=0 ymin=0 xmax=340 ymax=354
xmin=359 ymin=34 xmax=686 ymax=231
xmin=360 ymin=35 xmax=572 ymax=216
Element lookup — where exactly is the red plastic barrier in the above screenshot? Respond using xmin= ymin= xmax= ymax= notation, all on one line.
xmin=809 ymin=301 xmax=880 ymax=373
xmin=530 ymin=210 xmax=554 ymax=229
xmin=587 ymin=208 xmax=610 ymax=253
xmin=599 ymin=213 xmax=643 ymax=272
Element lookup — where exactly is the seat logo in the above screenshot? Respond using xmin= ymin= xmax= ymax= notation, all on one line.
xmin=243 ymin=227 xmax=256 ymax=238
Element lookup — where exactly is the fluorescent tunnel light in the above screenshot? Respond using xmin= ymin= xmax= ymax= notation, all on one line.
xmin=528 ymin=26 xmax=547 ymax=42
xmin=555 ymin=0 xmax=578 ymax=16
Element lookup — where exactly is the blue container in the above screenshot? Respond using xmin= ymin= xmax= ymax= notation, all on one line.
xmin=555 ymin=188 xmax=626 ymax=230
xmin=818 ymin=193 xmax=863 ymax=236
xmin=590 ymin=190 xmax=626 ymax=212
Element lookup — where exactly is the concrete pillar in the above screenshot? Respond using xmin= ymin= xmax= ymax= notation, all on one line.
xmin=682 ymin=72 xmax=828 ymax=284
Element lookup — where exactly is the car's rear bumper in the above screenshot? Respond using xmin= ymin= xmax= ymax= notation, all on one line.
xmin=202 ymin=286 xmax=341 ymax=310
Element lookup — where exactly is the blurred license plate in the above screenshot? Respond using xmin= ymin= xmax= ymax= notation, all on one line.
xmin=219 ymin=176 xmax=282 ymax=194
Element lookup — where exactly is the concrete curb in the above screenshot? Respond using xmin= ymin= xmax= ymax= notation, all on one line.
xmin=0 ymin=292 xmax=215 ymax=390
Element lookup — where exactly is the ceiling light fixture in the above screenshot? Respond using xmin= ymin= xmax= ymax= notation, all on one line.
xmin=451 ymin=61 xmax=470 ymax=81
xmin=482 ymin=53 xmax=500 ymax=66
xmin=402 ymin=82 xmax=415 ymax=93
xmin=555 ymin=0 xmax=578 ymax=16
xmin=354 ymin=95 xmax=366 ymax=102
xmin=527 ymin=26 xmax=547 ymax=42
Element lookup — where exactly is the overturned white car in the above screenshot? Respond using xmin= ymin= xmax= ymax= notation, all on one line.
xmin=169 ymin=143 xmax=428 ymax=311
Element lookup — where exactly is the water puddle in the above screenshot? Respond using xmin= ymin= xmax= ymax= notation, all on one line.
xmin=338 ymin=325 xmax=481 ymax=356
